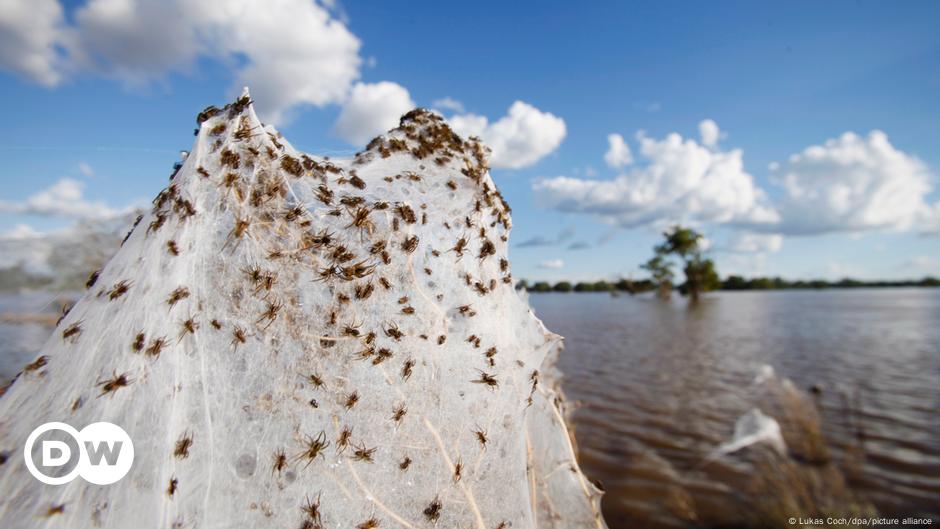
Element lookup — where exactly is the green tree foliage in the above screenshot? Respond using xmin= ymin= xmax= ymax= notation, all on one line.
xmin=641 ymin=254 xmax=674 ymax=299
xmin=680 ymin=256 xmax=721 ymax=301
xmin=655 ymin=225 xmax=703 ymax=260
xmin=517 ymin=275 xmax=939 ymax=293
xmin=648 ymin=225 xmax=719 ymax=302
xmin=529 ymin=281 xmax=552 ymax=292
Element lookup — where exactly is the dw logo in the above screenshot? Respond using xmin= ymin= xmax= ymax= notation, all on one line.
xmin=23 ymin=422 xmax=134 ymax=485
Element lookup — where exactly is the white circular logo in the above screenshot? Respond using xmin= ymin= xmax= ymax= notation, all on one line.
xmin=24 ymin=422 xmax=134 ymax=485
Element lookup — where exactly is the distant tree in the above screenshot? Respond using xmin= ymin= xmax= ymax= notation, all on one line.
xmin=515 ymin=279 xmax=529 ymax=291
xmin=553 ymin=281 xmax=573 ymax=293
xmin=655 ymin=225 xmax=703 ymax=260
xmin=723 ymin=275 xmax=748 ymax=290
xmin=751 ymin=277 xmax=776 ymax=290
xmin=646 ymin=225 xmax=719 ymax=302
xmin=641 ymin=254 xmax=674 ymax=299
xmin=531 ymin=281 xmax=552 ymax=293
xmin=614 ymin=278 xmax=634 ymax=293
xmin=573 ymin=282 xmax=594 ymax=292
xmin=633 ymin=279 xmax=656 ymax=293
xmin=681 ymin=255 xmax=721 ymax=302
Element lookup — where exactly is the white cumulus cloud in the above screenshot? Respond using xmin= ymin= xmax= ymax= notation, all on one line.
xmin=334 ymin=81 xmax=415 ymax=146
xmin=604 ymin=133 xmax=633 ymax=168
xmin=0 ymin=178 xmax=131 ymax=220
xmin=533 ymin=123 xmax=778 ymax=229
xmin=0 ymin=0 xmax=68 ymax=86
xmin=771 ymin=130 xmax=936 ymax=235
xmin=2 ymin=223 xmax=42 ymax=240
xmin=535 ymin=122 xmax=939 ymax=245
xmin=699 ymin=119 xmax=720 ymax=147
xmin=1 ymin=0 xmax=362 ymax=124
xmin=449 ymin=101 xmax=566 ymax=169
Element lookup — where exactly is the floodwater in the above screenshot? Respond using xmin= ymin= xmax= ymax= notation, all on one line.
xmin=2 ymin=289 xmax=939 ymax=526
xmin=530 ymin=289 xmax=940 ymax=528
xmin=0 ymin=291 xmax=66 ymax=385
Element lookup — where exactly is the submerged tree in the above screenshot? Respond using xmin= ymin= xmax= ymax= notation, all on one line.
xmin=641 ymin=254 xmax=674 ymax=299
xmin=680 ymin=254 xmax=721 ymax=302
xmin=646 ymin=225 xmax=720 ymax=302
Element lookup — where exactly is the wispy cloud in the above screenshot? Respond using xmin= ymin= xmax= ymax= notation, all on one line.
xmin=77 ymin=161 xmax=94 ymax=176
xmin=516 ymin=226 xmax=576 ymax=248
xmin=901 ymin=255 xmax=938 ymax=272
xmin=634 ymin=101 xmax=661 ymax=113
xmin=567 ymin=241 xmax=591 ymax=250
xmin=432 ymin=97 xmax=464 ymax=113
xmin=723 ymin=232 xmax=783 ymax=253
xmin=516 ymin=235 xmax=556 ymax=248
xmin=538 ymin=259 xmax=565 ymax=269
xmin=0 ymin=178 xmax=136 ymax=220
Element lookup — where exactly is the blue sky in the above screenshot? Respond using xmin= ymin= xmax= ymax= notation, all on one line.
xmin=1 ymin=0 xmax=938 ymax=281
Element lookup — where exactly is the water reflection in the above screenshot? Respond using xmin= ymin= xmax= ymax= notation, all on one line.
xmin=530 ymin=289 xmax=940 ymax=528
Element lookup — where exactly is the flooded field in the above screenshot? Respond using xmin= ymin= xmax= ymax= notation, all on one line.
xmin=530 ymin=289 xmax=940 ymax=528
xmin=3 ymin=289 xmax=939 ymax=527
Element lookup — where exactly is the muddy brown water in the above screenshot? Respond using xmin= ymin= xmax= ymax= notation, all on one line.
xmin=530 ymin=289 xmax=940 ymax=528
xmin=2 ymin=289 xmax=939 ymax=526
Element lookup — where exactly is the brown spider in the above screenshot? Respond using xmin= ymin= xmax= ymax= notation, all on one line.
xmin=472 ymin=370 xmax=499 ymax=388
xmin=231 ymin=326 xmax=246 ymax=348
xmin=384 ymin=323 xmax=404 ymax=341
xmin=167 ymin=287 xmax=190 ymax=307
xmin=272 ymin=449 xmax=287 ymax=474
xmin=132 ymin=332 xmax=146 ymax=352
xmin=399 ymin=456 xmax=412 ymax=470
xmin=97 ymin=371 xmax=132 ymax=397
xmin=174 ymin=433 xmax=193 ymax=459
xmin=146 ymin=337 xmax=167 ymax=358
xmin=355 ymin=283 xmax=374 ymax=300
xmin=391 ymin=404 xmax=407 ymax=423
xmin=423 ymin=498 xmax=442 ymax=523
xmin=344 ymin=391 xmax=359 ymax=409
xmin=296 ymin=431 xmax=330 ymax=468
xmin=474 ymin=428 xmax=488 ymax=448
xmin=62 ymin=321 xmax=83 ymax=342
xmin=337 ymin=425 xmax=352 ymax=453
xmin=23 ymin=355 xmax=48 ymax=373
xmin=395 ymin=204 xmax=416 ymax=224
xmin=401 ymin=235 xmax=419 ymax=254
xmin=351 ymin=442 xmax=376 ymax=463
xmin=400 ymin=359 xmax=415 ymax=380
xmin=347 ymin=207 xmax=375 ymax=236
xmin=108 ymin=280 xmax=131 ymax=300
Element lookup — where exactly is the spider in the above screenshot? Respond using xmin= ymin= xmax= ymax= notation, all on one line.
xmin=472 ymin=370 xmax=499 ymax=389
xmin=296 ymin=431 xmax=330 ymax=468
xmin=174 ymin=433 xmax=193 ymax=459
xmin=97 ymin=371 xmax=132 ymax=397
xmin=351 ymin=442 xmax=376 ymax=463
